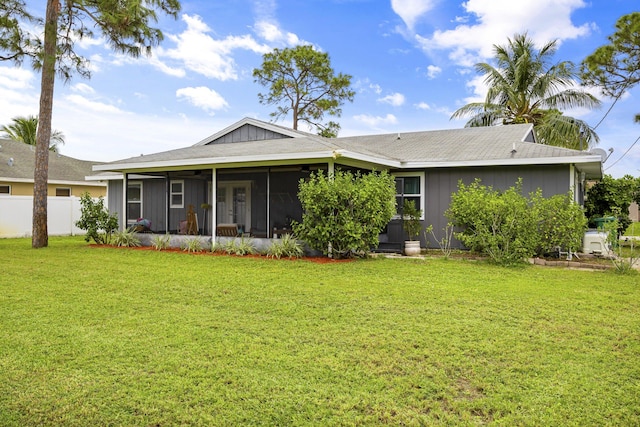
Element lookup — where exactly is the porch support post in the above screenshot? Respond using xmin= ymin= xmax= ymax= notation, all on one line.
xmin=122 ymin=172 xmax=128 ymax=231
xmin=267 ymin=168 xmax=271 ymax=238
xmin=211 ymin=167 xmax=217 ymax=237
xmin=165 ymin=173 xmax=170 ymax=233
xmin=328 ymin=160 xmax=335 ymax=176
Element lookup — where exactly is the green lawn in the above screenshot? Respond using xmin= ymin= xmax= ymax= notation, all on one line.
xmin=625 ymin=221 xmax=640 ymax=236
xmin=1 ymin=236 xmax=639 ymax=426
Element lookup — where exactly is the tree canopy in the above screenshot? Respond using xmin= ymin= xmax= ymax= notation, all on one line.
xmin=580 ymin=12 xmax=640 ymax=123
xmin=451 ymin=33 xmax=601 ymax=150
xmin=0 ymin=0 xmax=181 ymax=248
xmin=253 ymin=45 xmax=355 ymax=138
xmin=1 ymin=115 xmax=65 ymax=152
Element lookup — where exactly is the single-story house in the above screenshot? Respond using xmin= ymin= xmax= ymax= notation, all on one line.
xmin=93 ymin=117 xmax=604 ymax=250
xmin=0 ymin=137 xmax=107 ymax=237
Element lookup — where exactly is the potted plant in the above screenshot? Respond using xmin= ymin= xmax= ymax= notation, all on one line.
xmin=402 ymin=200 xmax=422 ymax=256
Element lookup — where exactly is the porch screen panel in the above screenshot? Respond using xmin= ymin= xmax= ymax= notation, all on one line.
xmin=127 ymin=182 xmax=142 ymax=223
xmin=233 ymin=187 xmax=247 ymax=233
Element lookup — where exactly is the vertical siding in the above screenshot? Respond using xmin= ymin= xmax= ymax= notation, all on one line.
xmin=211 ymin=124 xmax=291 ymax=144
xmin=423 ymin=165 xmax=570 ymax=249
xmin=108 ymin=181 xmax=123 ymax=229
xmin=143 ymin=179 xmax=167 ymax=232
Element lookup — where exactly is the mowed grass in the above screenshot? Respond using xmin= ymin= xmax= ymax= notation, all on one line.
xmin=1 ymin=237 xmax=639 ymax=426
xmin=625 ymin=221 xmax=640 ymax=236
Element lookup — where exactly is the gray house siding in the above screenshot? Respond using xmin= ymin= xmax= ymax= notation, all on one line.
xmin=427 ymin=164 xmax=570 ymax=249
xmin=211 ymin=124 xmax=291 ymax=144
xmin=386 ymin=164 xmax=571 ymax=249
xmin=108 ymin=181 xmax=123 ymax=229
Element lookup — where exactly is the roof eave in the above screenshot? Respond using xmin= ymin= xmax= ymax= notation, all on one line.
xmin=405 ymin=154 xmax=603 ymax=171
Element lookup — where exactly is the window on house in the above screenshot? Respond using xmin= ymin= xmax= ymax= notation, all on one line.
xmin=170 ymin=180 xmax=184 ymax=208
xmin=394 ymin=173 xmax=425 ymax=219
xmin=127 ymin=181 xmax=142 ymax=224
xmin=55 ymin=187 xmax=71 ymax=197
xmin=0 ymin=185 xmax=10 ymax=195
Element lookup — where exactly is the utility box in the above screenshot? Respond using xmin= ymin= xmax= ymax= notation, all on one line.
xmin=582 ymin=230 xmax=610 ymax=255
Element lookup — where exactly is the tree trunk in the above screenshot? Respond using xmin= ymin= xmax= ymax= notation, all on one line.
xmin=32 ymin=0 xmax=60 ymax=248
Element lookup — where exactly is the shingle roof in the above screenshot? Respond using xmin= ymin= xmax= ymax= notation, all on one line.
xmin=0 ymin=138 xmax=101 ymax=183
xmin=94 ymin=118 xmax=602 ymax=178
xmin=333 ymin=124 xmax=589 ymax=163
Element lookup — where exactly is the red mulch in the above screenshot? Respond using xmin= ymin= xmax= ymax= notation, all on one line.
xmin=89 ymin=244 xmax=354 ymax=263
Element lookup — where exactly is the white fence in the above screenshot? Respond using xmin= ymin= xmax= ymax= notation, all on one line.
xmin=0 ymin=196 xmax=86 ymax=238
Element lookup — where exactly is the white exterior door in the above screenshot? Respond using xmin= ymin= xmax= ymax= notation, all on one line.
xmin=216 ymin=181 xmax=251 ymax=234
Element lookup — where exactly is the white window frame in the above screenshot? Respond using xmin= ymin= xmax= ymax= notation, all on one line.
xmin=0 ymin=184 xmax=10 ymax=195
xmin=170 ymin=179 xmax=184 ymax=208
xmin=392 ymin=172 xmax=425 ymax=220
xmin=127 ymin=181 xmax=143 ymax=225
xmin=55 ymin=187 xmax=71 ymax=197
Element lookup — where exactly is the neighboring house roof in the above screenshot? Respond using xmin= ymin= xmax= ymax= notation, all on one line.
xmin=0 ymin=138 xmax=105 ymax=186
xmin=93 ymin=118 xmax=604 ymax=178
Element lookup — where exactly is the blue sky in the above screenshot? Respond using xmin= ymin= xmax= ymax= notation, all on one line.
xmin=0 ymin=0 xmax=638 ymax=177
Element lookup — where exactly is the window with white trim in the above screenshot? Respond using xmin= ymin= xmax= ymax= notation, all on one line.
xmin=0 ymin=185 xmax=10 ymax=195
xmin=170 ymin=180 xmax=184 ymax=208
xmin=393 ymin=173 xmax=425 ymax=219
xmin=127 ymin=181 xmax=142 ymax=224
xmin=55 ymin=187 xmax=71 ymax=197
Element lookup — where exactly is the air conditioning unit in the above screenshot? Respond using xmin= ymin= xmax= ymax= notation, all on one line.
xmin=582 ymin=230 xmax=610 ymax=255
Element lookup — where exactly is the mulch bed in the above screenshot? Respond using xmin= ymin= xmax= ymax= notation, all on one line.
xmin=90 ymin=244 xmax=354 ymax=264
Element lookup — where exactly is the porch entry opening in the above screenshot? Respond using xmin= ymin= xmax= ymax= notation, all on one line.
xmin=127 ymin=181 xmax=142 ymax=225
xmin=217 ymin=181 xmax=251 ymax=234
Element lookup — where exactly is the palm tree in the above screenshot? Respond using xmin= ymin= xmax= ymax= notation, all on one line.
xmin=0 ymin=115 xmax=65 ymax=153
xmin=451 ymin=33 xmax=601 ymax=150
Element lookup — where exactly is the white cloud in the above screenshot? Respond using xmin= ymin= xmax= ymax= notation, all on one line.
xmin=391 ymin=0 xmax=437 ymax=31
xmin=426 ymin=65 xmax=441 ymax=79
xmin=415 ymin=102 xmax=431 ymax=110
xmin=71 ymin=83 xmax=95 ymax=95
xmin=462 ymin=74 xmax=488 ymax=104
xmin=378 ymin=92 xmax=405 ymax=106
xmin=0 ymin=66 xmax=38 ymax=121
xmin=254 ymin=20 xmax=301 ymax=46
xmin=64 ymin=94 xmax=125 ymax=114
xmin=353 ymin=113 xmax=398 ymax=127
xmin=0 ymin=66 xmax=33 ymax=90
xmin=156 ymin=14 xmax=271 ymax=81
xmin=176 ymin=86 xmax=229 ymax=114
xmin=415 ymin=0 xmax=593 ymax=67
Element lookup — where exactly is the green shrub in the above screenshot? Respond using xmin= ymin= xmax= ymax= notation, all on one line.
xmin=151 ymin=234 xmax=171 ymax=251
xmin=267 ymin=234 xmax=304 ymax=259
xmin=446 ymin=179 xmax=536 ymax=265
xmin=447 ymin=179 xmax=587 ymax=265
xmin=292 ymin=170 xmax=396 ymax=259
xmin=75 ymin=192 xmax=119 ymax=244
xmin=112 ymin=229 xmax=141 ymax=247
xmin=181 ymin=237 xmax=204 ymax=253
xmin=531 ymin=190 xmax=587 ymax=256
xmin=402 ymin=200 xmax=422 ymax=241
xmin=221 ymin=237 xmax=256 ymax=256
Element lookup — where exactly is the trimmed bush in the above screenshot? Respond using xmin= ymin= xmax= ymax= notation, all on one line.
xmin=293 ymin=170 xmax=396 ymax=259
xmin=447 ymin=179 xmax=587 ymax=265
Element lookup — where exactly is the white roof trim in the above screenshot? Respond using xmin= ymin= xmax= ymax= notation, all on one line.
xmin=0 ymin=176 xmax=106 ymax=186
xmin=404 ymin=154 xmax=603 ymax=169
xmin=93 ymin=151 xmax=343 ymax=172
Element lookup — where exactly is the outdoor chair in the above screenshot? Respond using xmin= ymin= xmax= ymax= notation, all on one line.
xmin=216 ymin=223 xmax=240 ymax=237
